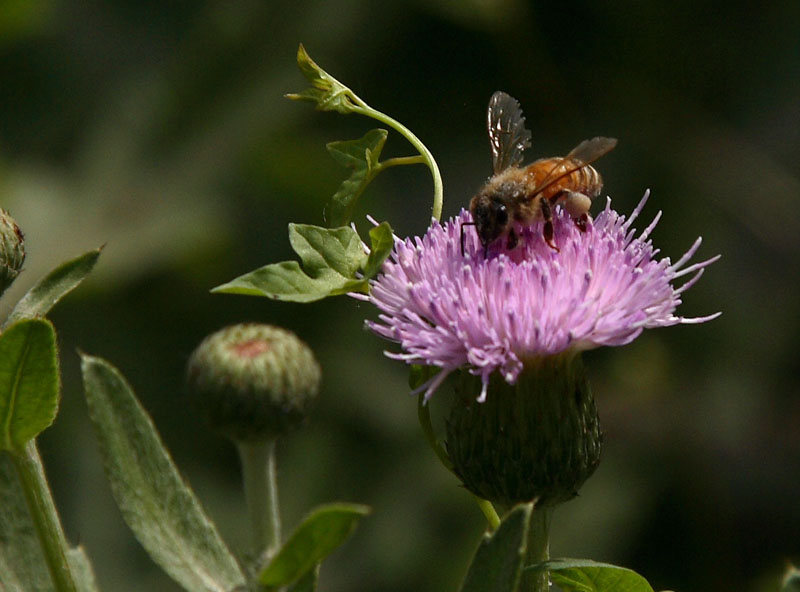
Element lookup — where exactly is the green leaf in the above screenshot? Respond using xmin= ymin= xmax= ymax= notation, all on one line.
xmin=527 ymin=559 xmax=655 ymax=592
xmin=66 ymin=546 xmax=100 ymax=592
xmin=4 ymin=248 xmax=102 ymax=329
xmin=285 ymin=44 xmax=359 ymax=113
xmin=459 ymin=503 xmax=533 ymax=592
xmin=0 ymin=319 xmax=59 ymax=451
xmin=0 ymin=453 xmax=55 ymax=591
xmin=259 ymin=503 xmax=370 ymax=589
xmin=287 ymin=565 xmax=319 ymax=592
xmin=324 ymin=129 xmax=388 ymax=227
xmin=212 ymin=224 xmax=369 ymax=302
xmin=362 ymin=222 xmax=394 ymax=280
xmin=80 ymin=354 xmax=246 ymax=592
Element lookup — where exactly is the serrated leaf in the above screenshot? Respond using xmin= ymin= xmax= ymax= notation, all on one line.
xmin=259 ymin=503 xmax=370 ymax=589
xmin=0 ymin=319 xmax=59 ymax=451
xmin=324 ymin=129 xmax=388 ymax=227
xmin=80 ymin=354 xmax=245 ymax=592
xmin=285 ymin=44 xmax=358 ymax=113
xmin=459 ymin=503 xmax=532 ymax=592
xmin=4 ymin=248 xmax=102 ymax=329
xmin=362 ymin=222 xmax=394 ymax=280
xmin=212 ymin=225 xmax=369 ymax=302
xmin=0 ymin=453 xmax=55 ymax=591
xmin=527 ymin=559 xmax=655 ymax=592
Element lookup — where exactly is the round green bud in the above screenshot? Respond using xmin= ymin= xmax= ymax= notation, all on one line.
xmin=186 ymin=324 xmax=321 ymax=442
xmin=0 ymin=208 xmax=25 ymax=298
xmin=445 ymin=353 xmax=601 ymax=508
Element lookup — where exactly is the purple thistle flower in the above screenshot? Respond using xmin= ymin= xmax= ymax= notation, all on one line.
xmin=358 ymin=191 xmax=720 ymax=402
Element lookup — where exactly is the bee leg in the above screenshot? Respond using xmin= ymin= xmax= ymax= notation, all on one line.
xmin=506 ymin=229 xmax=518 ymax=250
xmin=564 ymin=191 xmax=592 ymax=232
xmin=540 ymin=197 xmax=560 ymax=251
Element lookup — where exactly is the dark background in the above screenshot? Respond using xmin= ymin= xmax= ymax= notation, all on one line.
xmin=1 ymin=1 xmax=798 ymax=591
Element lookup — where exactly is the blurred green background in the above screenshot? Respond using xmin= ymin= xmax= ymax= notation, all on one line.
xmin=1 ymin=1 xmax=798 ymax=591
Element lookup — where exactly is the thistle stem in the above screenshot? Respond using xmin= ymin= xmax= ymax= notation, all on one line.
xmin=237 ymin=439 xmax=281 ymax=561
xmin=10 ymin=441 xmax=78 ymax=592
xmin=521 ymin=507 xmax=551 ymax=592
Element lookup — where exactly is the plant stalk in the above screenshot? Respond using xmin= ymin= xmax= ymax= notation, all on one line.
xmin=520 ymin=507 xmax=551 ymax=592
xmin=237 ymin=439 xmax=281 ymax=561
xmin=10 ymin=441 xmax=78 ymax=592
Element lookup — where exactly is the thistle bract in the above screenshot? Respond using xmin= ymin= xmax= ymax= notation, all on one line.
xmin=186 ymin=324 xmax=321 ymax=442
xmin=0 ymin=208 xmax=25 ymax=298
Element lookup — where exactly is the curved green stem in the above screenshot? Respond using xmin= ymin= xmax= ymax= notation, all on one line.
xmin=417 ymin=397 xmax=500 ymax=530
xmin=10 ymin=441 xmax=78 ymax=592
xmin=351 ymin=101 xmax=443 ymax=221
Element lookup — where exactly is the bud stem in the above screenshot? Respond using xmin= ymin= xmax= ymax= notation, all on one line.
xmin=9 ymin=441 xmax=78 ymax=592
xmin=237 ymin=439 xmax=281 ymax=561
xmin=521 ymin=507 xmax=551 ymax=592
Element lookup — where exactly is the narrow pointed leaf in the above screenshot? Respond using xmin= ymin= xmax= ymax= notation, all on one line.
xmin=0 ymin=319 xmax=59 ymax=451
xmin=527 ymin=559 xmax=655 ymax=592
xmin=0 ymin=453 xmax=54 ymax=591
xmin=5 ymin=248 xmax=102 ymax=329
xmin=212 ymin=225 xmax=369 ymax=302
xmin=259 ymin=503 xmax=370 ymax=589
xmin=324 ymin=129 xmax=388 ymax=227
xmin=285 ymin=44 xmax=359 ymax=113
xmin=459 ymin=503 xmax=532 ymax=592
xmin=80 ymin=354 xmax=245 ymax=592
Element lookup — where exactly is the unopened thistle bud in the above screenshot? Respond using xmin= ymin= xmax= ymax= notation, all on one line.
xmin=445 ymin=354 xmax=601 ymax=508
xmin=186 ymin=324 xmax=321 ymax=442
xmin=0 ymin=208 xmax=25 ymax=298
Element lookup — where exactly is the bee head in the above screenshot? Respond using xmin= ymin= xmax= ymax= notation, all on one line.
xmin=469 ymin=193 xmax=509 ymax=247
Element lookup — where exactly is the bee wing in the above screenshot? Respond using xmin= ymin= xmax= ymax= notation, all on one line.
xmin=532 ymin=136 xmax=617 ymax=196
xmin=487 ymin=91 xmax=532 ymax=174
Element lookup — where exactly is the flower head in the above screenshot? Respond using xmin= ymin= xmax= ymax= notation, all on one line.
xmin=363 ymin=191 xmax=719 ymax=401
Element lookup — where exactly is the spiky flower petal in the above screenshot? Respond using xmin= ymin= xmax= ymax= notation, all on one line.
xmin=363 ymin=191 xmax=719 ymax=401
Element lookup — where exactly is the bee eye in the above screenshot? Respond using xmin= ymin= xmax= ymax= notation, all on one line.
xmin=494 ymin=203 xmax=508 ymax=225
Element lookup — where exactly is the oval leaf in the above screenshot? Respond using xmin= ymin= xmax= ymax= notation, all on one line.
xmin=80 ymin=354 xmax=245 ymax=592
xmin=212 ymin=225 xmax=369 ymax=302
xmin=5 ymin=248 xmax=102 ymax=329
xmin=528 ymin=559 xmax=655 ymax=592
xmin=0 ymin=319 xmax=59 ymax=451
xmin=459 ymin=503 xmax=532 ymax=592
xmin=362 ymin=222 xmax=394 ymax=280
xmin=259 ymin=503 xmax=370 ymax=588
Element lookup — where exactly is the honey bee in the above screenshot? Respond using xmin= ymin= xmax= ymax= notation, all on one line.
xmin=463 ymin=91 xmax=617 ymax=255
